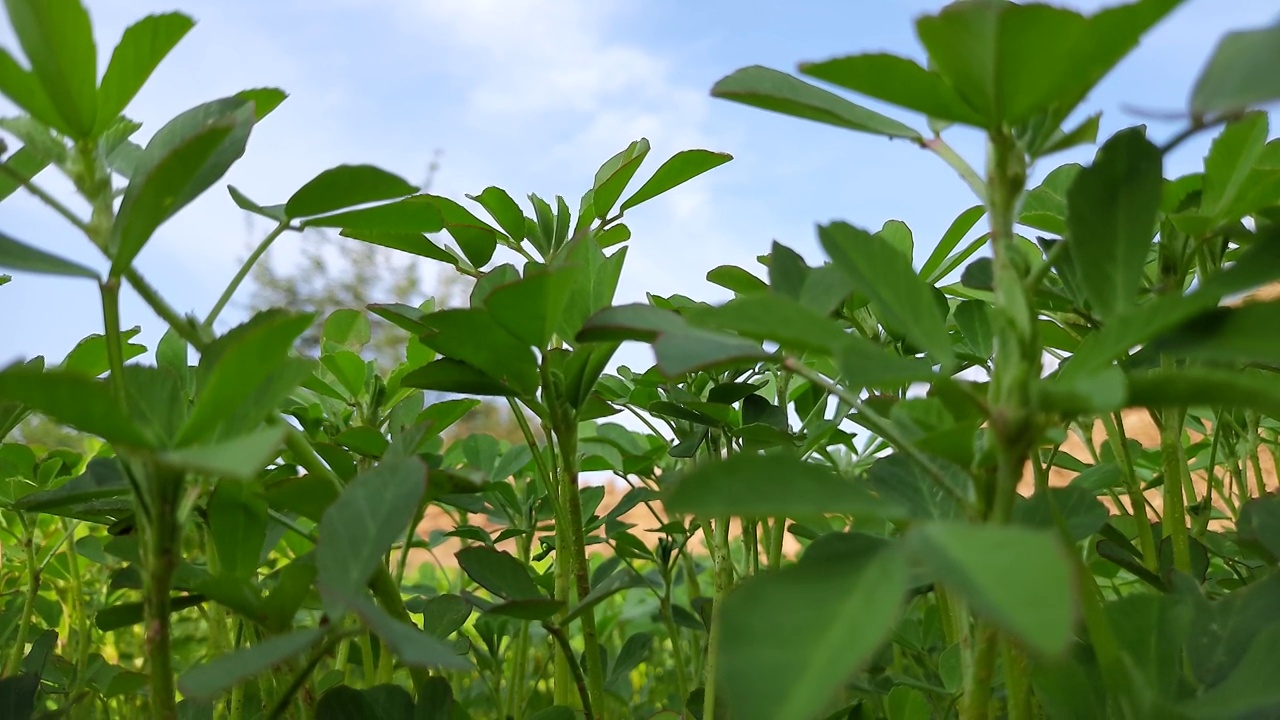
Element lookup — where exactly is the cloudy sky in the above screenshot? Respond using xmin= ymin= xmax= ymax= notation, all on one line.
xmin=1 ymin=0 xmax=1277 ymax=371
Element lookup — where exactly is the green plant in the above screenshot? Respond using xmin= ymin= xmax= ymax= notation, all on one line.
xmin=4 ymin=0 xmax=1280 ymax=719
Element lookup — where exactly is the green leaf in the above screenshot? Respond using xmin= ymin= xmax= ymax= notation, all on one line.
xmin=1200 ymin=112 xmax=1269 ymax=221
xmin=467 ymin=186 xmax=526 ymax=241
xmin=0 ymin=147 xmax=47 ymax=205
xmin=1239 ymin=495 xmax=1280 ymax=562
xmin=96 ymin=595 xmax=206 ymax=632
xmin=665 ymin=453 xmax=904 ymax=520
xmin=227 ymin=185 xmax=286 ymax=222
xmin=455 ymin=546 xmax=543 ymax=600
xmin=316 ymin=456 xmax=426 ymax=615
xmin=915 ymin=0 xmax=1182 ymax=127
xmin=921 ymin=205 xmax=985 ymax=283
xmin=1142 ymin=301 xmax=1280 ymax=366
xmin=339 ymin=229 xmax=456 ymax=266
xmin=712 ymin=65 xmax=921 ymax=141
xmin=206 ymin=480 xmax=267 ymax=579
xmin=416 ymin=309 xmax=539 ymax=395
xmin=111 ymin=98 xmax=255 ymax=272
xmin=418 ymin=593 xmax=472 ymax=638
xmin=685 ymin=294 xmax=846 ymax=354
xmin=576 ymin=303 xmax=687 ymax=343
xmin=422 ymin=194 xmax=501 ymax=267
xmin=819 ymin=221 xmax=953 ymax=368
xmin=64 ymin=326 xmax=146 ymax=377
xmin=706 ymin=265 xmax=767 ymax=296
xmin=0 ymin=367 xmax=152 ymax=447
xmin=910 ymin=522 xmax=1074 ymax=655
xmin=0 ymin=47 xmax=65 ymax=133
xmin=400 ymin=359 xmax=519 ymax=397
xmin=303 ymin=196 xmax=445 ymax=234
xmin=95 ymin=13 xmax=194 ymax=134
xmin=1183 ymin=623 xmax=1280 ymax=719
xmin=343 ymin=592 xmax=469 ymax=670
xmin=798 ymin=53 xmax=985 ymax=125
xmin=1191 ymin=16 xmax=1280 ymax=116
xmin=484 ymin=269 xmax=574 ymax=348
xmin=4 ymin=0 xmax=98 ymax=137
xmin=323 ymin=309 xmax=371 ymax=350
xmin=719 ymin=546 xmax=907 ymax=720
xmin=1126 ymin=368 xmax=1280 ymax=420
xmin=865 ymin=453 xmax=970 ymax=521
xmin=285 ymin=165 xmax=418 ymax=218
xmin=553 ymin=233 xmax=627 ymax=341
xmin=1065 ymin=127 xmax=1162 ymax=319
xmin=653 ymin=327 xmax=769 ymax=377
xmin=0 ymin=230 xmax=97 ymax=279
xmin=234 ymin=87 xmax=287 ymax=120
xmin=592 ymin=139 xmax=650 ymax=220
xmin=180 ymin=309 xmax=314 ymax=444
xmin=0 ymin=673 xmax=38 ymax=720
xmin=1013 ymin=485 xmax=1109 ymax=543
xmin=160 ymin=424 xmax=286 ymax=480
xmin=1060 ymin=238 xmax=1280 ymax=379
xmin=1020 ymin=164 xmax=1080 ymax=235
xmin=13 ymin=457 xmax=126 ymax=514
xmin=178 ymin=628 xmax=326 ymax=701
xmin=1031 ymin=112 xmax=1102 ymax=158
xmin=619 ymin=149 xmax=732 ymax=212
xmin=315 ymin=685 xmax=413 ymax=720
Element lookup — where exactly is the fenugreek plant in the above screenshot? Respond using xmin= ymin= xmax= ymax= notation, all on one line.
xmin=5 ymin=0 xmax=1280 ymax=719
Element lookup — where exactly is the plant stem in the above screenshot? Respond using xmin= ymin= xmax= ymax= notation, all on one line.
xmin=123 ymin=267 xmax=208 ymax=348
xmin=966 ymin=128 xmax=1032 ymax=720
xmin=545 ymin=623 xmax=595 ymax=720
xmin=702 ymin=515 xmax=733 ymax=720
xmin=553 ymin=419 xmax=607 ymax=715
xmin=1102 ymin=413 xmax=1158 ymax=569
xmin=142 ymin=467 xmax=181 ymax=720
xmin=1158 ymin=400 xmax=1192 ymax=574
xmin=924 ymin=136 xmax=987 ymax=204
xmin=1002 ymin=639 xmax=1032 ymax=720
xmin=3 ymin=515 xmax=39 ymax=676
xmin=206 ymin=221 xmax=291 ymax=327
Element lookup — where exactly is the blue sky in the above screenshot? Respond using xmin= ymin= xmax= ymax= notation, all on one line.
xmin=1 ymin=0 xmax=1278 ymax=370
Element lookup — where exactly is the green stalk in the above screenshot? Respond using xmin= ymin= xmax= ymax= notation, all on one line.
xmin=3 ymin=515 xmax=39 ymax=676
xmin=766 ymin=518 xmax=785 ymax=569
xmin=206 ymin=220 xmax=291 ymax=327
xmin=1002 ymin=639 xmax=1032 ymax=720
xmin=1158 ymin=399 xmax=1192 ymax=574
xmin=63 ymin=519 xmax=91 ymax=700
xmin=553 ymin=420 xmax=606 ymax=717
xmin=1102 ymin=413 xmax=1158 ymax=569
xmin=966 ymin=128 xmax=1033 ymax=720
xmin=701 ymin=515 xmax=733 ymax=720
xmin=142 ymin=466 xmax=182 ymax=720
xmin=924 ymin=136 xmax=987 ymax=204
xmin=660 ymin=581 xmax=691 ymax=704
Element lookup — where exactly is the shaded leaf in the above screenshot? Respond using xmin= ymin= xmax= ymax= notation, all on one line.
xmin=316 ymin=456 xmax=426 ymax=615
xmin=910 ymin=522 xmax=1074 ymax=655
xmin=665 ymin=453 xmax=904 ymax=520
xmin=719 ymin=546 xmax=907 ymax=720
xmin=178 ymin=628 xmax=326 ymax=701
